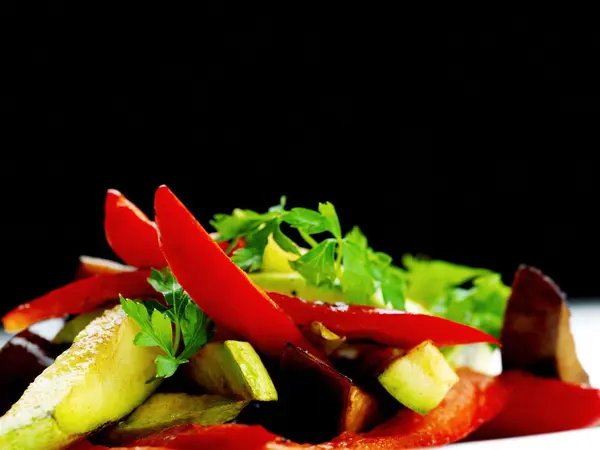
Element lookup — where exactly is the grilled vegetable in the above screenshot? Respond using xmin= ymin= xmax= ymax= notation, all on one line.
xmin=0 ymin=306 xmax=162 ymax=450
xmin=377 ymin=340 xmax=459 ymax=414
xmin=501 ymin=265 xmax=589 ymax=385
xmin=105 ymin=393 xmax=248 ymax=444
xmin=279 ymin=343 xmax=381 ymax=443
xmin=187 ymin=341 xmax=277 ymax=402
xmin=0 ymin=331 xmax=65 ymax=416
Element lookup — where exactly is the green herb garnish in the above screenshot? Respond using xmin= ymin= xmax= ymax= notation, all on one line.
xmin=120 ymin=267 xmax=213 ymax=380
xmin=212 ymin=198 xmax=511 ymax=338
xmin=211 ymin=198 xmax=405 ymax=308
xmin=402 ymin=255 xmax=510 ymax=339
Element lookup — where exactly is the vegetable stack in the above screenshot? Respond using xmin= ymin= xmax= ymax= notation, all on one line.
xmin=0 ymin=185 xmax=597 ymax=450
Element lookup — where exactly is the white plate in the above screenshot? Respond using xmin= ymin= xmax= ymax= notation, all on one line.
xmin=1 ymin=302 xmax=599 ymax=447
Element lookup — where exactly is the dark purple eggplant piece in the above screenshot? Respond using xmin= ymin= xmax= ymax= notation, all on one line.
xmin=501 ymin=265 xmax=589 ymax=385
xmin=278 ymin=344 xmax=382 ymax=444
xmin=0 ymin=330 xmax=67 ymax=415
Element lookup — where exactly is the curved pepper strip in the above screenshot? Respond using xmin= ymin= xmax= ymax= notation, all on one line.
xmin=154 ymin=185 xmax=322 ymax=359
xmin=268 ymin=293 xmax=500 ymax=348
xmin=105 ymin=189 xmax=168 ymax=269
xmin=126 ymin=369 xmax=505 ymax=449
xmin=1 ymin=270 xmax=155 ymax=332
xmin=105 ymin=189 xmax=244 ymax=269
xmin=470 ymin=369 xmax=600 ymax=439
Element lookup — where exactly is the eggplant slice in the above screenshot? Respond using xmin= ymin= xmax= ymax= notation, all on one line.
xmin=0 ymin=330 xmax=66 ymax=415
xmin=501 ymin=265 xmax=589 ymax=385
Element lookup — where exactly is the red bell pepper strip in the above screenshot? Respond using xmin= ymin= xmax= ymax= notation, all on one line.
xmin=268 ymin=293 xmax=500 ymax=348
xmin=471 ymin=369 xmax=600 ymax=439
xmin=75 ymin=255 xmax=136 ymax=279
xmin=154 ymin=185 xmax=322 ymax=359
xmin=105 ymin=188 xmax=244 ymax=269
xmin=1 ymin=270 xmax=155 ymax=332
xmin=130 ymin=423 xmax=291 ymax=450
xmin=105 ymin=189 xmax=168 ymax=269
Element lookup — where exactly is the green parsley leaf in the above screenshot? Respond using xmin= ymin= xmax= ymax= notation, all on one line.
xmin=231 ymin=221 xmax=276 ymax=271
xmin=120 ymin=296 xmax=153 ymax=336
xmin=269 ymin=196 xmax=287 ymax=213
xmin=155 ymin=355 xmax=179 ymax=379
xmin=146 ymin=268 xmax=174 ymax=295
xmin=282 ymin=208 xmax=330 ymax=234
xmin=179 ymin=300 xmax=214 ymax=360
xmin=121 ymin=295 xmax=173 ymax=357
xmin=290 ymin=238 xmax=337 ymax=287
xmin=231 ymin=247 xmax=264 ymax=271
xmin=344 ymin=226 xmax=368 ymax=249
xmin=340 ymin=226 xmax=407 ymax=309
xmin=150 ymin=309 xmax=174 ymax=353
xmin=381 ymin=267 xmax=406 ymax=310
xmin=121 ymin=268 xmax=213 ymax=379
xmin=147 ymin=267 xmax=190 ymax=324
xmin=340 ymin=239 xmax=376 ymax=305
xmin=366 ymin=251 xmax=394 ymax=281
xmin=272 ymin=223 xmax=301 ymax=255
xmin=210 ymin=209 xmax=273 ymax=242
xmin=318 ymin=202 xmax=342 ymax=239
xmin=133 ymin=332 xmax=158 ymax=347
xmin=142 ymin=300 xmax=169 ymax=316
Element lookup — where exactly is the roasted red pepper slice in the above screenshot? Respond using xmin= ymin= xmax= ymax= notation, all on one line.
xmin=471 ymin=369 xmax=600 ymax=439
xmin=154 ymin=185 xmax=322 ymax=359
xmin=131 ymin=423 xmax=288 ymax=450
xmin=269 ymin=292 xmax=500 ymax=348
xmin=105 ymin=189 xmax=168 ymax=269
xmin=1 ymin=270 xmax=155 ymax=332
xmin=105 ymin=189 xmax=244 ymax=269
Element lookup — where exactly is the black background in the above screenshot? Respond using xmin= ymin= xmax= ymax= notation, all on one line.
xmin=2 ymin=5 xmax=599 ymax=314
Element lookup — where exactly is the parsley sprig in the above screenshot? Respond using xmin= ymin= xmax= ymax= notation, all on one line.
xmin=211 ymin=198 xmax=511 ymax=337
xmin=120 ymin=267 xmax=214 ymax=380
xmin=211 ymin=197 xmax=406 ymax=309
